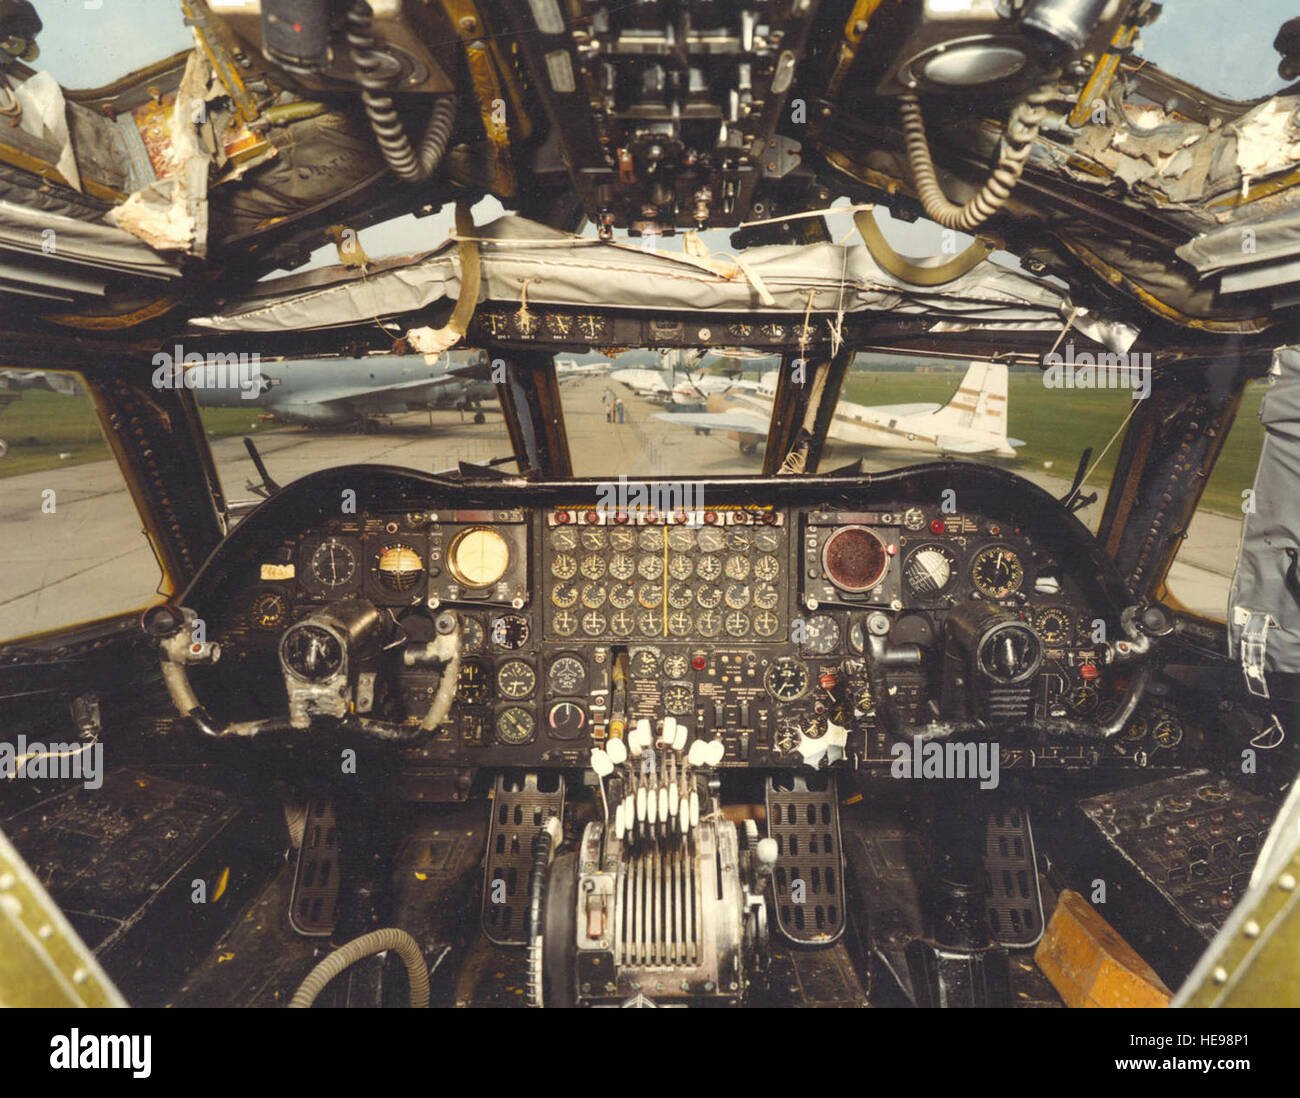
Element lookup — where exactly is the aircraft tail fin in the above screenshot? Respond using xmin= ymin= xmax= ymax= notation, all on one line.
xmin=929 ymin=361 xmax=1013 ymax=455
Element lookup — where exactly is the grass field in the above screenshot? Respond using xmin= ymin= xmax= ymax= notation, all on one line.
xmin=1 ymin=373 xmax=1267 ymax=516
xmin=0 ymin=390 xmax=271 ymax=480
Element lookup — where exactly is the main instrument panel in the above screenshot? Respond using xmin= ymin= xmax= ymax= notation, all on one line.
xmin=187 ymin=466 xmax=1194 ymax=776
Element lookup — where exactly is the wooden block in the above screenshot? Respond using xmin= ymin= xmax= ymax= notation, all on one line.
xmin=1034 ymin=889 xmax=1172 ymax=1008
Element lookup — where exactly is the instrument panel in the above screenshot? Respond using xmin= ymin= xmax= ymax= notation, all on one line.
xmin=187 ymin=467 xmax=1194 ymax=776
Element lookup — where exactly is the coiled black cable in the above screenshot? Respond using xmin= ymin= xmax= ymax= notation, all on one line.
xmin=346 ymin=0 xmax=455 ymax=182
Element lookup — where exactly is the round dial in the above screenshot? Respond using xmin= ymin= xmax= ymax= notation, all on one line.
xmin=668 ymin=583 xmax=694 ymax=609
xmin=639 ymin=528 xmax=665 ymax=552
xmin=754 ymin=528 xmax=780 ymax=553
xmin=903 ymin=508 xmax=926 ymax=531
xmin=668 ymin=528 xmax=695 ymax=551
xmin=548 ymin=655 xmax=586 ymax=694
xmin=490 ymin=614 xmax=529 ymax=650
xmin=608 ymin=582 xmax=635 ymax=609
xmin=550 ymin=527 xmax=578 ymax=551
xmin=580 ymin=528 xmax=606 ymax=551
xmin=310 ymin=539 xmax=358 ymax=589
xmin=1152 ymin=716 xmax=1183 ymax=749
xmin=695 ymin=609 xmax=721 ymax=637
xmin=580 ymin=582 xmax=607 ymax=609
xmin=725 ymin=611 xmax=751 ymax=637
xmin=281 ymin=624 xmax=343 ymax=682
xmin=495 ymin=706 xmax=535 ymax=745
xmin=376 ymin=544 xmax=424 ymax=592
xmin=663 ymin=682 xmax=694 ymax=716
xmin=766 ymin=658 xmax=809 ymax=701
xmin=459 ymin=615 xmax=486 ymax=654
xmin=668 ymin=610 xmax=692 ymax=636
xmin=724 ymin=554 xmax=750 ymax=581
xmin=630 ymin=650 xmax=658 ymax=678
xmin=774 ymin=719 xmax=801 ymax=754
xmin=697 ymin=528 xmax=726 ymax=553
xmin=1034 ymin=607 xmax=1072 ymax=645
xmin=637 ymin=555 xmax=663 ymax=580
xmin=456 ymin=659 xmax=490 ymax=704
xmin=497 ymin=659 xmax=536 ymax=699
xmin=637 ymin=610 xmax=661 ymax=636
xmin=1067 ymin=684 xmax=1098 ymax=714
xmin=550 ymin=582 xmax=578 ymax=609
xmin=696 ymin=585 xmax=723 ymax=609
xmin=581 ymin=610 xmax=607 ymax=636
xmin=550 ymin=553 xmax=577 ymax=580
xmin=754 ymin=555 xmax=780 ymax=583
xmin=662 ymin=653 xmax=689 ymax=678
xmin=753 ymin=583 xmax=779 ymax=610
xmin=609 ymin=528 xmax=637 ymax=552
xmin=250 ymin=590 xmax=290 ymax=631
xmin=547 ymin=700 xmax=588 ymax=739
xmin=970 ymin=546 xmax=1024 ymax=599
xmin=695 ymin=555 xmax=722 ymax=581
xmin=753 ymin=609 xmax=780 ymax=637
xmin=725 ymin=583 xmax=751 ymax=609
xmin=552 ymin=609 xmax=578 ymax=636
xmin=610 ymin=609 xmax=635 ymax=635
xmin=822 ymin=526 xmax=888 ymax=593
xmin=609 ymin=553 xmax=636 ymax=580
xmin=580 ymin=554 xmax=606 ymax=580
xmin=637 ymin=582 xmax=663 ymax=608
xmin=903 ymin=544 xmax=957 ymax=599
xmin=668 ymin=555 xmax=695 ymax=581
xmin=447 ymin=527 xmax=509 ymax=589
xmin=798 ymin=614 xmax=841 ymax=655
xmin=727 ymin=528 xmax=752 ymax=550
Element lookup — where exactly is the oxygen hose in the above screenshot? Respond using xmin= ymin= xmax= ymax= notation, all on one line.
xmin=288 ymin=928 xmax=430 ymax=1008
xmin=899 ymin=82 xmax=1057 ymax=232
xmin=346 ymin=0 xmax=455 ymax=182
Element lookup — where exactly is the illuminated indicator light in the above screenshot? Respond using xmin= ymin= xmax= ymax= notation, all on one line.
xmin=930 ymin=519 xmax=945 ymax=534
xmin=646 ymin=511 xmax=659 ymax=524
xmin=675 ymin=511 xmax=687 ymax=524
xmin=615 ymin=511 xmax=629 ymax=524
xmin=585 ymin=510 xmax=599 ymax=524
xmin=556 ymin=510 xmax=571 ymax=524
xmin=1079 ymin=663 xmax=1100 ymax=681
xmin=691 ymin=655 xmax=707 ymax=671
xmin=704 ymin=511 xmax=718 ymax=524
xmin=886 ymin=544 xmax=897 ymax=555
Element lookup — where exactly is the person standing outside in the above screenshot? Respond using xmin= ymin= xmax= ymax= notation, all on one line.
xmin=615 ymin=397 xmax=625 ymax=424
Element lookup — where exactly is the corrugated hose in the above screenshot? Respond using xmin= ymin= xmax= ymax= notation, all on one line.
xmin=288 ymin=928 xmax=430 ymax=1008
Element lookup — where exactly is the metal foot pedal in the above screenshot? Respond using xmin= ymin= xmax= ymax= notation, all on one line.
xmin=983 ymin=805 xmax=1044 ymax=948
xmin=765 ymin=774 xmax=845 ymax=945
xmin=481 ymin=772 xmax=565 ymax=946
xmin=290 ymin=799 xmax=340 ymax=938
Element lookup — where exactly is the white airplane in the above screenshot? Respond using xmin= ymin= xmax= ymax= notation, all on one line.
xmin=610 ymin=366 xmax=675 ymax=400
xmin=555 ymin=358 xmax=612 ymax=378
xmin=654 ymin=361 xmax=1023 ymax=458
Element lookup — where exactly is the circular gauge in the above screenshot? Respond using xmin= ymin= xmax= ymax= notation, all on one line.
xmin=970 ymin=546 xmax=1024 ymax=599
xmin=580 ymin=582 xmax=607 ymax=609
xmin=799 ymin=714 xmax=828 ymax=741
xmin=754 ymin=528 xmax=780 ymax=553
xmin=496 ymin=706 xmax=536 ymax=745
xmin=766 ymin=657 xmax=809 ymax=701
xmin=310 ymin=539 xmax=358 ymax=589
xmin=377 ymin=544 xmax=425 ymax=592
xmin=580 ymin=528 xmax=606 ymax=551
xmin=491 ymin=613 xmax=530 ymax=650
xmin=903 ymin=508 xmax=926 ymax=532
xmin=727 ymin=528 xmax=752 ymax=551
xmin=849 ymin=619 xmax=865 ymax=654
xmin=663 ymin=654 xmax=690 ymax=678
xmin=774 ymin=719 xmax=801 ymax=755
xmin=547 ymin=700 xmax=588 ymax=739
xmin=696 ymin=609 xmax=722 ymax=637
xmin=668 ymin=555 xmax=695 ymax=581
xmin=609 ymin=553 xmax=636 ymax=580
xmin=459 ymin=615 xmax=486 ymax=654
xmin=697 ymin=528 xmax=726 ymax=554
xmin=638 ymin=528 xmax=664 ymax=552
xmin=497 ymin=659 xmax=536 ymax=699
xmin=548 ymin=655 xmax=586 ymax=694
xmin=822 ymin=526 xmax=888 ymax=593
xmin=1152 ymin=716 xmax=1183 ymax=749
xmin=580 ymin=554 xmax=606 ymax=580
xmin=725 ymin=583 xmax=751 ymax=610
xmin=903 ymin=544 xmax=957 ymax=599
xmin=637 ymin=582 xmax=663 ymax=608
xmin=668 ymin=610 xmax=692 ymax=636
xmin=668 ymin=528 xmax=695 ymax=552
xmin=725 ymin=611 xmax=751 ymax=637
xmin=724 ymin=554 xmax=751 ymax=581
xmin=581 ymin=611 xmax=607 ymax=635
xmin=637 ymin=610 xmax=661 ymax=637
xmin=608 ymin=583 xmax=635 ymax=609
xmin=551 ymin=527 xmax=578 ymax=551
xmin=754 ymin=610 xmax=780 ymax=637
xmin=631 ymin=650 xmax=659 ymax=678
xmin=1034 ymin=606 xmax=1072 ymax=645
xmin=609 ymin=528 xmax=636 ymax=552
xmin=447 ymin=527 xmax=509 ymax=589
xmin=696 ymin=555 xmax=722 ymax=581
xmin=281 ymin=624 xmax=343 ymax=682
xmin=551 ymin=583 xmax=579 ymax=609
xmin=1123 ymin=713 xmax=1148 ymax=742
xmin=456 ymin=659 xmax=490 ymax=704
xmin=696 ymin=585 xmax=723 ymax=609
xmin=550 ymin=553 xmax=577 ymax=580
xmin=1067 ymin=684 xmax=1098 ymax=714
xmin=610 ymin=609 xmax=635 ymax=636
xmin=753 ymin=583 xmax=779 ymax=610
xmin=637 ymin=555 xmax=663 ymax=580
xmin=663 ymin=682 xmax=694 ymax=715
xmin=250 ymin=590 xmax=290 ymax=631
xmin=668 ymin=583 xmax=694 ymax=609
xmin=552 ymin=609 xmax=578 ymax=636
xmin=754 ymin=555 xmax=780 ymax=583
xmin=798 ymin=614 xmax=841 ymax=655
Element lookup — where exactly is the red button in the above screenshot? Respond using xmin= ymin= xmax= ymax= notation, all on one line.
xmin=555 ymin=510 xmax=571 ymax=524
xmin=930 ymin=519 xmax=945 ymax=534
xmin=1079 ymin=663 xmax=1100 ymax=681
xmin=691 ymin=655 xmax=707 ymax=671
xmin=585 ymin=510 xmax=600 ymax=524
xmin=704 ymin=511 xmax=717 ymax=524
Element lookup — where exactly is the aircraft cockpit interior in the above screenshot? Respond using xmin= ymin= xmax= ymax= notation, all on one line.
xmin=0 ymin=0 xmax=1297 ymax=1047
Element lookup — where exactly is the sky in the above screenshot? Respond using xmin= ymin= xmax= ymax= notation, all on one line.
xmin=25 ymin=0 xmax=1300 ymax=267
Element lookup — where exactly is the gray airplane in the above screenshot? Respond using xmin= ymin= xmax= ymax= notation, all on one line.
xmin=194 ymin=352 xmax=497 ymax=430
